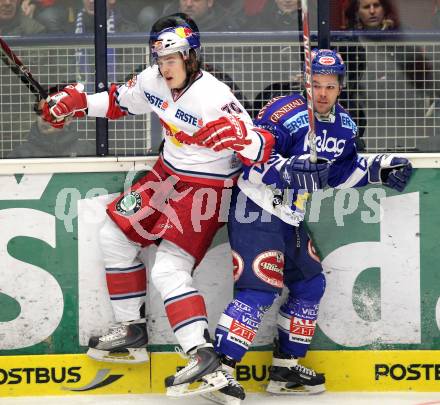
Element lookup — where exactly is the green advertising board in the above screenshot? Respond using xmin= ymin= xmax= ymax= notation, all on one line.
xmin=0 ymin=167 xmax=439 ymax=395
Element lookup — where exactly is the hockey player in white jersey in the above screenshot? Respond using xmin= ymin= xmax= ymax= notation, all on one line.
xmin=177 ymin=49 xmax=413 ymax=404
xmin=41 ymin=13 xmax=274 ymax=397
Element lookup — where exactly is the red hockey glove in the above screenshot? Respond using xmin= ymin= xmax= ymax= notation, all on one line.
xmin=175 ymin=115 xmax=252 ymax=152
xmin=41 ymin=84 xmax=87 ymax=128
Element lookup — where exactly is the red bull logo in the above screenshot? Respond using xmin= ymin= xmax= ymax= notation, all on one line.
xmin=175 ymin=27 xmax=193 ymax=39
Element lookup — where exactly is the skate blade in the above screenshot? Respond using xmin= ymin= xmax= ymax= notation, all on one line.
xmin=201 ymin=390 xmax=242 ymax=405
xmin=87 ymin=347 xmax=149 ymax=364
xmin=266 ymin=380 xmax=325 ymax=395
xmin=166 ymin=370 xmax=228 ymax=398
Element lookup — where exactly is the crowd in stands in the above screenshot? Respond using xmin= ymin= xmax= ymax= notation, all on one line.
xmin=1 ymin=0 xmax=439 ymax=157
xmin=1 ymin=0 xmax=439 ymax=36
xmin=338 ymin=0 xmax=439 ymax=151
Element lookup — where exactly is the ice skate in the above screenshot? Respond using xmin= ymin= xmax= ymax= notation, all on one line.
xmin=165 ymin=344 xmax=228 ymax=397
xmin=201 ymin=359 xmax=246 ymax=405
xmin=266 ymin=340 xmax=325 ymax=395
xmin=87 ymin=320 xmax=149 ymax=363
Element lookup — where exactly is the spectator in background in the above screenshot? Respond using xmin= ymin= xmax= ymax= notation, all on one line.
xmin=243 ymin=0 xmax=317 ymax=31
xmin=341 ymin=0 xmax=401 ymax=146
xmin=341 ymin=0 xmax=400 ymax=143
xmin=74 ymin=0 xmax=138 ymax=34
xmin=163 ymin=0 xmax=242 ymax=32
xmin=8 ymin=87 xmax=95 ymax=158
xmin=345 ymin=0 xmax=398 ymax=30
xmin=0 ymin=0 xmax=46 ymax=35
xmin=135 ymin=0 xmax=163 ymax=31
xmin=341 ymin=0 xmax=438 ymax=151
xmin=244 ymin=1 xmax=317 ymax=121
xmin=220 ymin=0 xmax=244 ymax=17
xmin=74 ymin=0 xmax=138 ymax=90
xmin=433 ymin=0 xmax=440 ymax=28
xmin=0 ymin=1 xmax=47 ymax=154
xmin=21 ymin=0 xmax=69 ymax=33
xmin=243 ymin=0 xmax=267 ymax=16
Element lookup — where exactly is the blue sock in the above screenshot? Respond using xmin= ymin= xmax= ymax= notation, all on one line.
xmin=215 ymin=289 xmax=277 ymax=361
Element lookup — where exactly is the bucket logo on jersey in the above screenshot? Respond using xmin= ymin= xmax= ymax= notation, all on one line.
xmin=144 ymin=91 xmax=168 ymax=111
xmin=116 ymin=191 xmax=142 ymax=216
xmin=252 ymin=250 xmax=284 ymax=288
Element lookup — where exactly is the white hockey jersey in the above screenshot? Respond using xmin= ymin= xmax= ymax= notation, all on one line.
xmin=86 ymin=65 xmax=272 ymax=186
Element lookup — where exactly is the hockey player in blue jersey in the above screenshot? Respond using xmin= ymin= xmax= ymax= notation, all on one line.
xmin=179 ymin=48 xmax=413 ymax=404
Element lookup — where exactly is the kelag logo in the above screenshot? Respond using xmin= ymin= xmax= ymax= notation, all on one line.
xmin=375 ymin=364 xmax=440 ymax=381
xmin=0 ymin=367 xmax=123 ymax=391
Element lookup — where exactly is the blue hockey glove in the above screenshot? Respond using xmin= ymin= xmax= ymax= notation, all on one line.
xmin=368 ymin=154 xmax=413 ymax=192
xmin=280 ymin=154 xmax=330 ymax=192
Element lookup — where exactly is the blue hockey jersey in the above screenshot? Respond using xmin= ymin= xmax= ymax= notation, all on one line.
xmin=238 ymin=93 xmax=370 ymax=225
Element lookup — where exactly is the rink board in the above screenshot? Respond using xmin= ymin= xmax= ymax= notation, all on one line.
xmin=1 ymin=351 xmax=440 ymax=397
xmin=1 ymin=158 xmax=440 ymax=397
xmin=150 ymin=350 xmax=440 ymax=393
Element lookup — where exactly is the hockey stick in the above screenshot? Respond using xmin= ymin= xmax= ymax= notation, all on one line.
xmin=300 ymin=0 xmax=317 ymax=163
xmin=0 ymin=37 xmax=55 ymax=108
